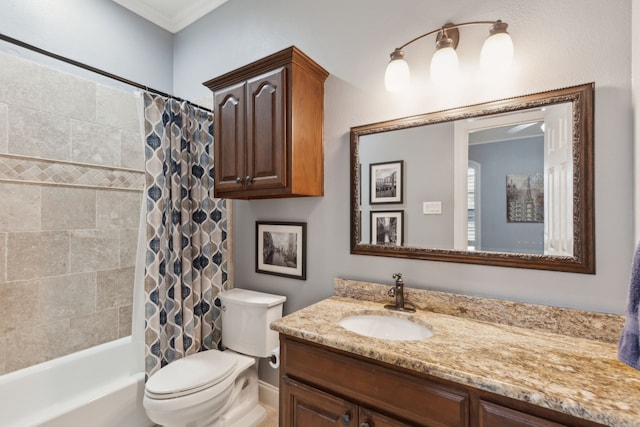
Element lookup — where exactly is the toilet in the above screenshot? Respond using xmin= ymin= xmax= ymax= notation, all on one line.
xmin=143 ymin=288 xmax=286 ymax=427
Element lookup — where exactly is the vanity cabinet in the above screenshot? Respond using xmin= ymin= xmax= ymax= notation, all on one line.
xmin=478 ymin=401 xmax=566 ymax=427
xmin=282 ymin=377 xmax=412 ymax=427
xmin=279 ymin=336 xmax=606 ymax=427
xmin=280 ymin=336 xmax=469 ymax=426
xmin=203 ymin=46 xmax=328 ymax=199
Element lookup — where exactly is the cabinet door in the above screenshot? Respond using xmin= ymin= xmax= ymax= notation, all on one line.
xmin=479 ymin=401 xmax=567 ymax=427
xmin=214 ymin=82 xmax=246 ymax=194
xmin=281 ymin=377 xmax=358 ymax=427
xmin=359 ymin=407 xmax=412 ymax=427
xmin=246 ymin=67 xmax=287 ymax=191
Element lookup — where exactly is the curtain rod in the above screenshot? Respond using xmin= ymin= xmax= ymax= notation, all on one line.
xmin=0 ymin=33 xmax=212 ymax=113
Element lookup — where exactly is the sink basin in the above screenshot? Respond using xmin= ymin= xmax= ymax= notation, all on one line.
xmin=338 ymin=314 xmax=433 ymax=341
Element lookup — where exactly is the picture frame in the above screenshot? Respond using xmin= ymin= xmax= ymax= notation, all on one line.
xmin=370 ymin=160 xmax=403 ymax=204
xmin=256 ymin=221 xmax=306 ymax=280
xmin=370 ymin=210 xmax=404 ymax=246
xmin=506 ymin=173 xmax=544 ymax=223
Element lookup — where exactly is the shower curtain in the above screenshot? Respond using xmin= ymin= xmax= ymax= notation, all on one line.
xmin=142 ymin=93 xmax=229 ymax=378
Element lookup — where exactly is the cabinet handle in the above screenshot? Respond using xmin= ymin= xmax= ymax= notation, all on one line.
xmin=235 ymin=177 xmax=243 ymax=184
xmin=245 ymin=175 xmax=253 ymax=183
xmin=340 ymin=413 xmax=351 ymax=425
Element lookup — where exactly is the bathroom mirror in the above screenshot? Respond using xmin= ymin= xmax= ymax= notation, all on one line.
xmin=350 ymin=83 xmax=594 ymax=273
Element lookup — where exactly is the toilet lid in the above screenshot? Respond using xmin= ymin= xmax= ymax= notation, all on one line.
xmin=146 ymin=350 xmax=238 ymax=399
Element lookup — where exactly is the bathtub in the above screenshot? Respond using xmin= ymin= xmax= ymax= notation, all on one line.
xmin=0 ymin=336 xmax=153 ymax=427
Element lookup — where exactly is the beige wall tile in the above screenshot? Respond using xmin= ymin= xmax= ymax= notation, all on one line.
xmin=0 ymin=182 xmax=41 ymax=232
xmin=0 ymin=233 xmax=6 ymax=284
xmin=120 ymin=228 xmax=139 ymax=267
xmin=7 ymin=231 xmax=69 ymax=281
xmin=96 ymin=85 xmax=139 ymax=132
xmin=118 ymin=304 xmax=133 ymax=338
xmin=68 ymin=309 xmax=118 ymax=353
xmin=0 ymin=102 xmax=8 ymax=154
xmin=0 ymin=52 xmax=42 ymax=109
xmin=71 ymin=120 xmax=121 ymax=167
xmin=120 ymin=129 xmax=144 ymax=170
xmin=41 ymin=67 xmax=96 ymax=122
xmin=8 ymin=106 xmax=71 ymax=161
xmin=40 ymin=273 xmax=96 ymax=322
xmin=41 ymin=186 xmax=96 ymax=230
xmin=97 ymin=267 xmax=134 ymax=310
xmin=0 ymin=280 xmax=42 ymax=334
xmin=4 ymin=326 xmax=47 ymax=372
xmin=4 ymin=320 xmax=70 ymax=373
xmin=97 ymin=190 xmax=141 ymax=229
xmin=69 ymin=229 xmax=119 ymax=273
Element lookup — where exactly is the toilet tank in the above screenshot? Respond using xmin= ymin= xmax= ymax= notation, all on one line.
xmin=219 ymin=288 xmax=287 ymax=358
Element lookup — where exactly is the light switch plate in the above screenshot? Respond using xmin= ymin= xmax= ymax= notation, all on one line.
xmin=423 ymin=201 xmax=442 ymax=215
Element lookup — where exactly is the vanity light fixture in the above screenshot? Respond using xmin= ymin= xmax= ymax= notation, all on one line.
xmin=384 ymin=20 xmax=514 ymax=92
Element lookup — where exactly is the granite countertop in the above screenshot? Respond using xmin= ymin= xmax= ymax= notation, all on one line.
xmin=271 ymin=283 xmax=640 ymax=427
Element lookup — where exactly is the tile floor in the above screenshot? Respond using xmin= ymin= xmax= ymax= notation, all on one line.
xmin=257 ymin=403 xmax=278 ymax=427
xmin=152 ymin=403 xmax=278 ymax=426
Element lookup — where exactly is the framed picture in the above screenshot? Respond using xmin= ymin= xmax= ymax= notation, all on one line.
xmin=370 ymin=210 xmax=403 ymax=246
xmin=506 ymin=173 xmax=544 ymax=223
xmin=370 ymin=160 xmax=403 ymax=204
xmin=256 ymin=221 xmax=306 ymax=280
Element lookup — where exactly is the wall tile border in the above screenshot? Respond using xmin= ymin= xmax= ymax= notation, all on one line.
xmin=0 ymin=153 xmax=143 ymax=191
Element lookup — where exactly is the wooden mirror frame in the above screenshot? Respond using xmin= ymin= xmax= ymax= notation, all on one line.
xmin=350 ymin=83 xmax=595 ymax=273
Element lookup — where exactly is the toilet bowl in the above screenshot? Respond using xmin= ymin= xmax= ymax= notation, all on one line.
xmin=143 ymin=288 xmax=286 ymax=427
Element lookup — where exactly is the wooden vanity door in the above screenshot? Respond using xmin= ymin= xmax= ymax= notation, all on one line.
xmin=359 ymin=407 xmax=412 ymax=427
xmin=479 ymin=401 xmax=567 ymax=427
xmin=281 ymin=377 xmax=358 ymax=427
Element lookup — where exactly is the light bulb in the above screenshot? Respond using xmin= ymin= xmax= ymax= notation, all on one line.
xmin=430 ymin=43 xmax=459 ymax=85
xmin=480 ymin=21 xmax=514 ymax=73
xmin=384 ymin=49 xmax=410 ymax=93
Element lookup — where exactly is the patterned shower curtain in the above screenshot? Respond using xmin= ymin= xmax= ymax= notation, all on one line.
xmin=142 ymin=93 xmax=229 ymax=378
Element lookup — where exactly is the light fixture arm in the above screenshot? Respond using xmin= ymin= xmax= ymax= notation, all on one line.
xmin=394 ymin=20 xmax=507 ymax=51
xmin=384 ymin=19 xmax=512 ymax=92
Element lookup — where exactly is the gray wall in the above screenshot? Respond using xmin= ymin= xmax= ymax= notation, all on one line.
xmin=359 ymin=122 xmax=455 ymax=248
xmin=173 ymin=0 xmax=633 ymax=318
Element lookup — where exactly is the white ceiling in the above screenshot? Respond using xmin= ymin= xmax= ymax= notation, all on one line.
xmin=112 ymin=0 xmax=228 ymax=33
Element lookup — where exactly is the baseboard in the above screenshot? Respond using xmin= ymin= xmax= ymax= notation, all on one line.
xmin=258 ymin=380 xmax=279 ymax=411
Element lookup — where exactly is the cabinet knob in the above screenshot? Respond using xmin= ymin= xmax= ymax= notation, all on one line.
xmin=245 ymin=175 xmax=253 ymax=183
xmin=235 ymin=177 xmax=243 ymax=184
xmin=341 ymin=413 xmax=351 ymax=425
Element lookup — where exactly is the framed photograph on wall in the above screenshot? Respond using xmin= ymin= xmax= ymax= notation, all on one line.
xmin=256 ymin=221 xmax=306 ymax=280
xmin=370 ymin=160 xmax=403 ymax=204
xmin=506 ymin=173 xmax=544 ymax=223
xmin=370 ymin=210 xmax=403 ymax=246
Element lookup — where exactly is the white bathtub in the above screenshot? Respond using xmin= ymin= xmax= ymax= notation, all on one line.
xmin=0 ymin=336 xmax=153 ymax=427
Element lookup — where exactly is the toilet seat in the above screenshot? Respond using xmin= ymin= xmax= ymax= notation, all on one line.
xmin=145 ymin=350 xmax=239 ymax=399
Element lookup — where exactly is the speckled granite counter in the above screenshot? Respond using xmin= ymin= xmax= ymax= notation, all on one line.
xmin=271 ymin=279 xmax=640 ymax=427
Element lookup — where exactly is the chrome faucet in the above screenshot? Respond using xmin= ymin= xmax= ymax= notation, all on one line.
xmin=385 ymin=273 xmax=415 ymax=313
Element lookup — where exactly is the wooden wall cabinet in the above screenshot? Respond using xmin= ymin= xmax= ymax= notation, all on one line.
xmin=204 ymin=46 xmax=328 ymax=199
xmin=279 ymin=336 xmax=606 ymax=427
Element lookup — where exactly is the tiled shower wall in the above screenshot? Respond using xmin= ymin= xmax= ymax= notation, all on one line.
xmin=0 ymin=51 xmax=144 ymax=374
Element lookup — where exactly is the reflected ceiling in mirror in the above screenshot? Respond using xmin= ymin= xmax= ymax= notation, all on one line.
xmin=350 ymin=83 xmax=594 ymax=273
